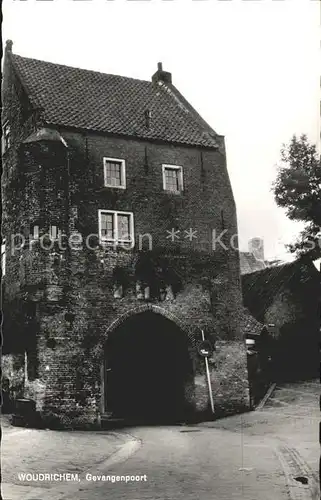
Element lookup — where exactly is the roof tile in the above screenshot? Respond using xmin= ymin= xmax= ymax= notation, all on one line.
xmin=11 ymin=54 xmax=219 ymax=149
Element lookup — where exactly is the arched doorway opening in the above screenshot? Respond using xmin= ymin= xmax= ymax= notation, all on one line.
xmin=104 ymin=311 xmax=194 ymax=423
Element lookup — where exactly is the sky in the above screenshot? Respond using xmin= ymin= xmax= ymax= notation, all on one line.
xmin=3 ymin=0 xmax=320 ymax=261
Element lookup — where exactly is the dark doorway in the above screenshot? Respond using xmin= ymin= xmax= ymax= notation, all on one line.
xmin=104 ymin=311 xmax=194 ymax=423
xmin=272 ymin=320 xmax=319 ymax=383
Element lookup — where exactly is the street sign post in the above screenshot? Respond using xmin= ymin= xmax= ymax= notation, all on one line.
xmin=200 ymin=330 xmax=215 ymax=415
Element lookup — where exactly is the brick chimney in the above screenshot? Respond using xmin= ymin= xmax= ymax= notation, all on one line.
xmin=5 ymin=39 xmax=13 ymax=54
xmin=152 ymin=62 xmax=172 ymax=85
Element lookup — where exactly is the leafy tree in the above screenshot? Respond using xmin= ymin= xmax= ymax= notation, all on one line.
xmin=273 ymin=134 xmax=321 ymax=258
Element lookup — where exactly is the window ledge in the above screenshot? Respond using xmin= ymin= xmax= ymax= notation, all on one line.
xmin=163 ymin=190 xmax=184 ymax=196
xmin=95 ymin=186 xmax=126 ymax=193
xmin=103 ymin=184 xmax=126 ymax=190
xmin=99 ymin=240 xmax=135 ymax=249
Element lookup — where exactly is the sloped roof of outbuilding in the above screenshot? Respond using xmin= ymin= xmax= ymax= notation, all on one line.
xmin=241 ymin=257 xmax=320 ymax=322
xmin=235 ymin=307 xmax=265 ymax=338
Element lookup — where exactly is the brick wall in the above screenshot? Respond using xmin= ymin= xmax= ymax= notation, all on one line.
xmin=60 ymin=129 xmax=237 ymax=253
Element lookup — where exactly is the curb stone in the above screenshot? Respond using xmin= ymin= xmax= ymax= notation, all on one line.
xmin=255 ymin=383 xmax=277 ymax=411
xmin=274 ymin=444 xmax=319 ymax=500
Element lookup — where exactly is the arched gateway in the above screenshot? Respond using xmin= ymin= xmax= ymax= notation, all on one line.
xmin=102 ymin=307 xmax=195 ymax=423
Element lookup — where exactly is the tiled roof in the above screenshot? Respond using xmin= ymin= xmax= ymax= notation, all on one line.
xmin=242 ymin=262 xmax=297 ymax=322
xmin=241 ymin=257 xmax=320 ymax=322
xmin=11 ymin=53 xmax=219 ymax=148
xmin=235 ymin=307 xmax=265 ymax=337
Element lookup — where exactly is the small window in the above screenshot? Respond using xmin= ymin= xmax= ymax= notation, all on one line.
xmin=98 ymin=210 xmax=134 ymax=247
xmin=2 ymin=122 xmax=11 ymax=152
xmin=49 ymin=225 xmax=57 ymax=240
xmin=162 ymin=164 xmax=183 ymax=193
xmin=103 ymin=158 xmax=126 ymax=189
xmin=32 ymin=226 xmax=39 ymax=240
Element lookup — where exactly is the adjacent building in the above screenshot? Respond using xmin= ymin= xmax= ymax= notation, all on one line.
xmin=242 ymin=256 xmax=320 ymax=382
xmin=240 ymin=238 xmax=267 ymax=275
xmin=239 ymin=238 xmax=286 ymax=275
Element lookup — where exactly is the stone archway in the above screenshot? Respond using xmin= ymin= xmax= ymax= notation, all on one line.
xmin=105 ymin=303 xmax=196 ymax=342
xmin=103 ymin=308 xmax=195 ymax=423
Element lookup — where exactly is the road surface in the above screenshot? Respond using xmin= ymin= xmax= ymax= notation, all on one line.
xmin=2 ymin=381 xmax=319 ymax=500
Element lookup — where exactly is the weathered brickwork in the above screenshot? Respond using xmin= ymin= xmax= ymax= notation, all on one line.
xmin=2 ymin=44 xmax=252 ymax=427
xmin=242 ymin=260 xmax=320 ymax=382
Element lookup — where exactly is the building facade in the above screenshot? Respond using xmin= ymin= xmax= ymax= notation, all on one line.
xmin=2 ymin=40 xmax=258 ymax=428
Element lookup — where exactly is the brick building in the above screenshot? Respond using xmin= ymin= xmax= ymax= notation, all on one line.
xmin=239 ymin=238 xmax=285 ymax=276
xmin=242 ymin=256 xmax=320 ymax=382
xmin=239 ymin=251 xmax=266 ymax=275
xmin=2 ymin=40 xmax=259 ymax=428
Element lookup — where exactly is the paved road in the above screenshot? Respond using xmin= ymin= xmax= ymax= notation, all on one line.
xmin=1 ymin=423 xmax=292 ymax=500
xmin=1 ymin=381 xmax=319 ymax=500
xmin=69 ymin=425 xmax=292 ymax=500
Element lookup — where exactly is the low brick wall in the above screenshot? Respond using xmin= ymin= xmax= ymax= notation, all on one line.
xmin=24 ymin=380 xmax=47 ymax=412
xmin=2 ymin=354 xmax=25 ymax=403
xmin=209 ymin=340 xmax=250 ymax=416
xmin=193 ymin=340 xmax=250 ymax=417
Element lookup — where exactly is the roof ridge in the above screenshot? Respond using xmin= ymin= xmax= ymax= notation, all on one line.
xmin=245 ymin=260 xmax=296 ymax=277
xmin=11 ymin=53 xmax=153 ymax=86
